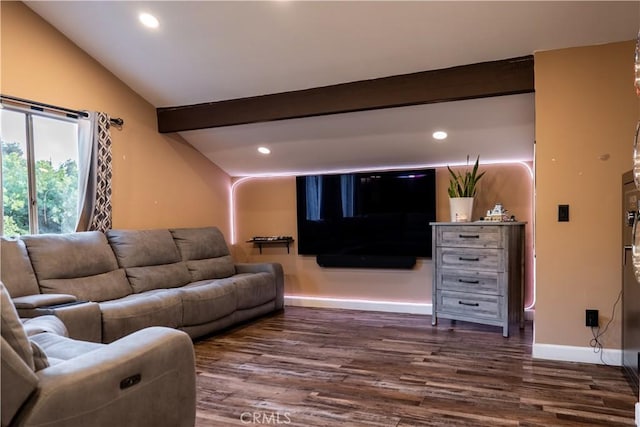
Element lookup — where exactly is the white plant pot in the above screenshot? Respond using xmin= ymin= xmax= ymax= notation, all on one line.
xmin=449 ymin=197 xmax=474 ymax=222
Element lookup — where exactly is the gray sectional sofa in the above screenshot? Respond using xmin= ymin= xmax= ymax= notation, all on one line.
xmin=1 ymin=227 xmax=284 ymax=343
xmin=1 ymin=282 xmax=197 ymax=427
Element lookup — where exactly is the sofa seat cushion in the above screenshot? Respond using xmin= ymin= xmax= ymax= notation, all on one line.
xmin=232 ymin=273 xmax=276 ymax=310
xmin=23 ymin=315 xmax=68 ymax=338
xmin=99 ymin=290 xmax=183 ymax=343
xmin=22 ymin=232 xmax=132 ymax=302
xmin=30 ymin=333 xmax=103 ymax=366
xmin=177 ymin=280 xmax=237 ymax=326
xmin=170 ymin=227 xmax=236 ymax=280
xmin=107 ymin=229 xmax=191 ymax=293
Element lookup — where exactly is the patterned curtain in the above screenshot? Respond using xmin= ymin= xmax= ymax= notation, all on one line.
xmin=76 ymin=112 xmax=113 ymax=232
xmin=89 ymin=113 xmax=113 ymax=231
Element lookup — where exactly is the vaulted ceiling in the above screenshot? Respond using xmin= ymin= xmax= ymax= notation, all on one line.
xmin=25 ymin=1 xmax=639 ymax=176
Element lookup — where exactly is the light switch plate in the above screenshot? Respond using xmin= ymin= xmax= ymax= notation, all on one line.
xmin=558 ymin=204 xmax=569 ymax=222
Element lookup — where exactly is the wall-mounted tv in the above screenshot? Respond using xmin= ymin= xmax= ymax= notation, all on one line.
xmin=295 ymin=168 xmax=436 ymax=263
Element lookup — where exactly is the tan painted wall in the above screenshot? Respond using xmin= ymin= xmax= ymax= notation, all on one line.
xmin=1 ymin=2 xmax=231 ymax=235
xmin=233 ymin=162 xmax=533 ymax=304
xmin=535 ymin=41 xmax=640 ymax=350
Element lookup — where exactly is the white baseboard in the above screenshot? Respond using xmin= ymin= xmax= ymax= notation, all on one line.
xmin=532 ymin=343 xmax=622 ymax=366
xmin=284 ymin=295 xmax=432 ymax=315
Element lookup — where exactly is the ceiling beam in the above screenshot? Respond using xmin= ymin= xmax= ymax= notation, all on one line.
xmin=156 ymin=55 xmax=534 ymax=133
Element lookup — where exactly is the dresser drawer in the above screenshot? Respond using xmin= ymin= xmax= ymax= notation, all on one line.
xmin=437 ymin=247 xmax=503 ymax=272
xmin=439 ymin=271 xmax=501 ymax=295
xmin=436 ymin=226 xmax=501 ymax=248
xmin=437 ymin=290 xmax=503 ymax=320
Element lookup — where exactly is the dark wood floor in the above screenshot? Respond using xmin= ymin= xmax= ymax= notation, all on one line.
xmin=193 ymin=307 xmax=636 ymax=426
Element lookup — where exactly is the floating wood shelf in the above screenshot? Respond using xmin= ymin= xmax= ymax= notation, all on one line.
xmin=246 ymin=237 xmax=294 ymax=254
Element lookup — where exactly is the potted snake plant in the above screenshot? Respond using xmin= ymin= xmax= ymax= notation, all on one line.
xmin=447 ymin=155 xmax=485 ymax=222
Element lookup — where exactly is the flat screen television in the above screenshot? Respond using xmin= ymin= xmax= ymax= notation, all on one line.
xmin=295 ymin=168 xmax=436 ymax=260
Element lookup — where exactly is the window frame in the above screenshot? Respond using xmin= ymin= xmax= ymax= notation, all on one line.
xmin=1 ymin=104 xmax=82 ymax=235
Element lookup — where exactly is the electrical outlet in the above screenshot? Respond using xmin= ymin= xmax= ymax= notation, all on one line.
xmin=586 ymin=309 xmax=599 ymax=327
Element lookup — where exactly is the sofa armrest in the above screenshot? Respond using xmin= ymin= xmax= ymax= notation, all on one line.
xmin=13 ymin=294 xmax=78 ymax=310
xmin=235 ymin=262 xmax=284 ymax=310
xmin=15 ymin=298 xmax=102 ymax=343
xmin=23 ymin=327 xmax=196 ymax=427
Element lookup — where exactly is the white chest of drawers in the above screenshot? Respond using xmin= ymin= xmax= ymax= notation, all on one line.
xmin=430 ymin=222 xmax=526 ymax=337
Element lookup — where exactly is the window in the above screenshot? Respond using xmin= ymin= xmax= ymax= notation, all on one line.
xmin=1 ymin=107 xmax=81 ymax=236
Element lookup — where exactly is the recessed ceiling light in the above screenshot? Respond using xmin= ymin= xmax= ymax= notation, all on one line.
xmin=258 ymin=147 xmax=271 ymax=155
xmin=432 ymin=131 xmax=448 ymax=140
xmin=139 ymin=12 xmax=159 ymax=29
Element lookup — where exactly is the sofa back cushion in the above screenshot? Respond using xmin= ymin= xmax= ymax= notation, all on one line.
xmin=1 ymin=238 xmax=40 ymax=297
xmin=1 ymin=283 xmax=34 ymax=370
xmin=22 ymin=232 xmax=132 ymax=302
xmin=0 ymin=283 xmax=40 ymax=426
xmin=106 ymin=229 xmax=191 ymax=293
xmin=170 ymin=227 xmax=236 ymax=281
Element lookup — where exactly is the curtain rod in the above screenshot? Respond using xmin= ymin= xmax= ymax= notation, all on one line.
xmin=0 ymin=94 xmax=124 ymax=126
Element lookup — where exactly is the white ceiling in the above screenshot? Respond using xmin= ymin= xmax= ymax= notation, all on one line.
xmin=25 ymin=1 xmax=640 ymax=176
xmin=183 ymin=93 xmax=535 ymax=176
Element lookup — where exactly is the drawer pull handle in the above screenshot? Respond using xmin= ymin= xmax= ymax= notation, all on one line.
xmin=458 ymin=257 xmax=480 ymax=262
xmin=458 ymin=279 xmax=480 ymax=284
xmin=458 ymin=301 xmax=480 ymax=307
xmin=459 ymin=234 xmax=480 ymax=239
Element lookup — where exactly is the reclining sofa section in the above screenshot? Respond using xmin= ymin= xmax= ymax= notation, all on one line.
xmin=1 ymin=227 xmax=284 ymax=343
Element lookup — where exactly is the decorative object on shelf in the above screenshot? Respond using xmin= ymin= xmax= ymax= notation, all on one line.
xmin=448 ymin=197 xmax=474 ymax=222
xmin=447 ymin=155 xmax=485 ymax=222
xmin=247 ymin=236 xmax=294 ymax=254
xmin=483 ymin=203 xmax=516 ymax=222
xmin=250 ymin=236 xmax=293 ymax=242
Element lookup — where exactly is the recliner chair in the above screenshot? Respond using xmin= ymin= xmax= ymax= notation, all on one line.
xmin=1 ymin=282 xmax=196 ymax=427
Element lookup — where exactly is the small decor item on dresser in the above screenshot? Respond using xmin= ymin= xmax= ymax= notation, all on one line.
xmin=447 ymin=155 xmax=485 ymax=222
xmin=449 ymin=197 xmax=474 ymax=222
xmin=484 ymin=203 xmax=515 ymax=222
